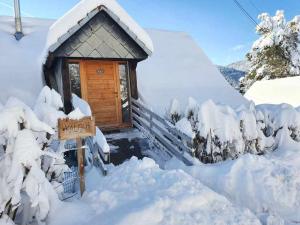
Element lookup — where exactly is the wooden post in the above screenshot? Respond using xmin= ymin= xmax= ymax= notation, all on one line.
xmin=58 ymin=116 xmax=95 ymax=197
xmin=76 ymin=138 xmax=85 ymax=196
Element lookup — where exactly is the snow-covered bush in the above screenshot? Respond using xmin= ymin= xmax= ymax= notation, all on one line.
xmin=240 ymin=10 xmax=300 ymax=93
xmin=166 ymin=98 xmax=182 ymax=124
xmin=0 ymin=87 xmax=70 ymax=224
xmin=170 ymin=98 xmax=300 ymax=163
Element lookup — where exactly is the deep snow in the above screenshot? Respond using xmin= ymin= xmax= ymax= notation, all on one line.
xmin=166 ymin=133 xmax=300 ymax=225
xmin=49 ymin=157 xmax=261 ymax=225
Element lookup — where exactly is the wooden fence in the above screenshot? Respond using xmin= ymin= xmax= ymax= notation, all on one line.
xmin=131 ymin=99 xmax=194 ymax=166
xmin=85 ymin=137 xmax=108 ymax=175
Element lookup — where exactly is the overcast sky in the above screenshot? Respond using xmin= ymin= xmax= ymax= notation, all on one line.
xmin=0 ymin=0 xmax=299 ymax=65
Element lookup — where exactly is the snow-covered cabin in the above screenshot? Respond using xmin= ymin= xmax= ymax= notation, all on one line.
xmin=0 ymin=0 xmax=246 ymax=130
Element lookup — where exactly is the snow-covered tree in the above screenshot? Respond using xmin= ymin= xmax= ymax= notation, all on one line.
xmin=0 ymin=87 xmax=70 ymax=225
xmin=241 ymin=11 xmax=300 ymax=93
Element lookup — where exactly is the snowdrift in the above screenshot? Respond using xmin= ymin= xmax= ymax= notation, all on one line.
xmin=166 ymin=136 xmax=300 ymax=224
xmin=50 ymin=157 xmax=261 ymax=225
xmin=245 ymin=76 xmax=300 ymax=107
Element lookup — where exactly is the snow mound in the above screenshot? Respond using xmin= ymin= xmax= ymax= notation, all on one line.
xmin=46 ymin=0 xmax=153 ymax=55
xmin=245 ymin=76 xmax=300 ymax=107
xmin=170 ymin=146 xmax=300 ymax=224
xmin=51 ymin=157 xmax=261 ymax=225
xmin=137 ymin=29 xmax=247 ymax=115
xmin=68 ymin=108 xmax=85 ymax=120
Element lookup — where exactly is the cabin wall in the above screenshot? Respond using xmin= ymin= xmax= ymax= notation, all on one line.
xmin=53 ymin=11 xmax=147 ymax=60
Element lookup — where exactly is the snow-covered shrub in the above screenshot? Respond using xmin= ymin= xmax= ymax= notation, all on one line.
xmin=0 ymin=87 xmax=70 ymax=224
xmin=193 ymin=100 xmax=244 ymax=162
xmin=184 ymin=97 xmax=199 ymax=129
xmin=170 ymin=99 xmax=300 ymax=163
xmin=166 ymin=98 xmax=182 ymax=124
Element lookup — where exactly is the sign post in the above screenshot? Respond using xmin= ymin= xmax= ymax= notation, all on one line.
xmin=58 ymin=116 xmax=96 ymax=196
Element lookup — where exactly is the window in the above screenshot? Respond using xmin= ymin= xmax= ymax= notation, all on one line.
xmin=68 ymin=63 xmax=81 ymax=97
xmin=119 ymin=63 xmax=130 ymax=123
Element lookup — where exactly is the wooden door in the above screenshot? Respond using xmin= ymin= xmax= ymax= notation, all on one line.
xmin=80 ymin=60 xmax=121 ymax=128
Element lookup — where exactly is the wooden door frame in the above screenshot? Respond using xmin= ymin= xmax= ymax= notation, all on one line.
xmin=67 ymin=59 xmax=132 ymax=130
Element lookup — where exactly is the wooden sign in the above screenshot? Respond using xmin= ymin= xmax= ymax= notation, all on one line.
xmin=58 ymin=116 xmax=96 ymax=140
xmin=58 ymin=116 xmax=96 ymax=196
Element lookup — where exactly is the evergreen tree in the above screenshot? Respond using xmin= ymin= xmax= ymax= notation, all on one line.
xmin=240 ymin=11 xmax=300 ymax=93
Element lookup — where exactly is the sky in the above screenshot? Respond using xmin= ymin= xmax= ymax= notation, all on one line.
xmin=0 ymin=0 xmax=299 ymax=66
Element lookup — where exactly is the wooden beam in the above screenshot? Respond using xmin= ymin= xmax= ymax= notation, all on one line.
xmin=62 ymin=58 xmax=73 ymax=113
xmin=129 ymin=61 xmax=138 ymax=99
xmin=76 ymin=138 xmax=85 ymax=196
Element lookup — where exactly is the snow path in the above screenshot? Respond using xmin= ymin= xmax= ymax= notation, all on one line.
xmin=166 ymin=140 xmax=300 ymax=225
xmin=50 ymin=157 xmax=261 ymax=225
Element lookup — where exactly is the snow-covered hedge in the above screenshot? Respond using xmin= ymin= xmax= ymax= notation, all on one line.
xmin=167 ymin=97 xmax=300 ymax=163
xmin=0 ymin=87 xmax=71 ymax=225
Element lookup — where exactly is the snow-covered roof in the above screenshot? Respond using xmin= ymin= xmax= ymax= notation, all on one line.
xmin=245 ymin=76 xmax=300 ymax=107
xmin=46 ymin=0 xmax=153 ymax=56
xmin=0 ymin=15 xmax=247 ymax=110
xmin=137 ymin=29 xmax=248 ymax=114
xmin=0 ymin=16 xmax=52 ymax=107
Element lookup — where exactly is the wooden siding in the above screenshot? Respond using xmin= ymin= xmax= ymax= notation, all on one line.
xmin=80 ymin=60 xmax=122 ymax=128
xmin=53 ymin=11 xmax=148 ymax=60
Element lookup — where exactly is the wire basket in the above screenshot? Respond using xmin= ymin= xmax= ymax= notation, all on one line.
xmin=63 ymin=167 xmax=78 ymax=193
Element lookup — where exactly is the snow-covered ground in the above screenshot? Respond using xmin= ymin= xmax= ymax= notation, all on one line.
xmin=48 ymin=130 xmax=300 ymax=225
xmin=166 ymin=134 xmax=300 ymax=225
xmin=245 ymin=76 xmax=300 ymax=107
xmin=49 ymin=157 xmax=261 ymax=225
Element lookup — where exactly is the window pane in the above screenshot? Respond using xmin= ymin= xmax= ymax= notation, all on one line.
xmin=68 ymin=63 xmax=81 ymax=97
xmin=119 ymin=63 xmax=130 ymax=123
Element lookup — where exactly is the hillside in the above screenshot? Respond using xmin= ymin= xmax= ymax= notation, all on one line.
xmin=217 ymin=60 xmax=250 ymax=90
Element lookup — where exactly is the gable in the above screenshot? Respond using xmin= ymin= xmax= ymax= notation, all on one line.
xmin=53 ymin=10 xmax=148 ymax=60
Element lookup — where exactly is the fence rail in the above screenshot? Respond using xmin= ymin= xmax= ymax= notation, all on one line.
xmin=131 ymin=99 xmax=194 ymax=166
xmin=85 ymin=137 xmax=108 ymax=176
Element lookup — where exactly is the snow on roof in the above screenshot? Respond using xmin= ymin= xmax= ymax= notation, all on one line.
xmin=245 ymin=76 xmax=300 ymax=107
xmin=137 ymin=29 xmax=248 ymax=114
xmin=0 ymin=16 xmax=246 ymax=110
xmin=46 ymin=0 xmax=153 ymax=56
xmin=0 ymin=16 xmax=53 ymax=107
